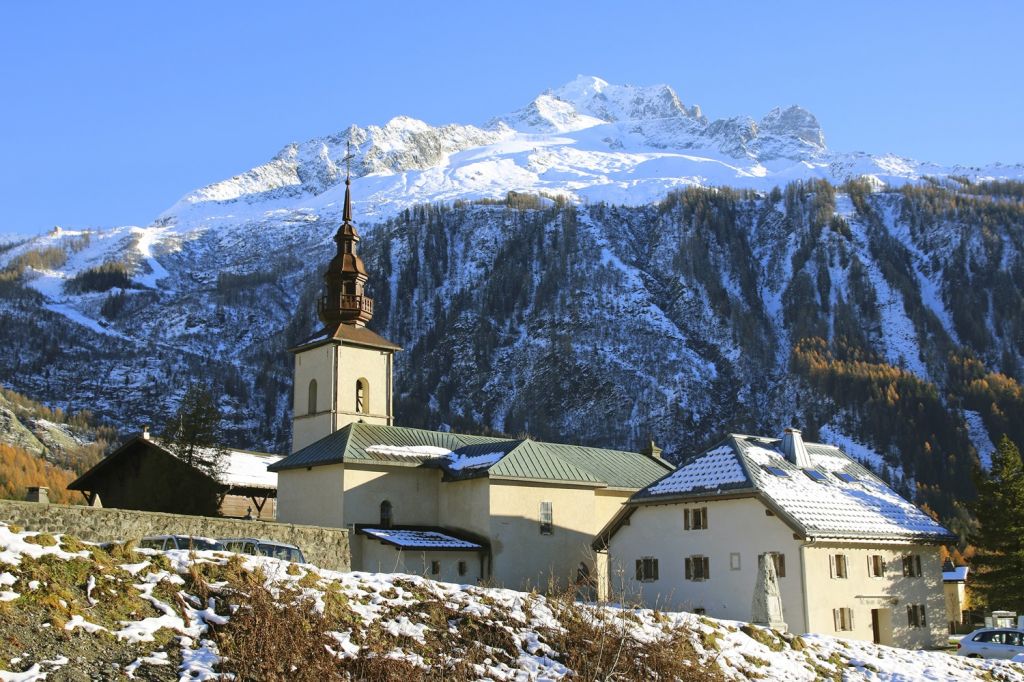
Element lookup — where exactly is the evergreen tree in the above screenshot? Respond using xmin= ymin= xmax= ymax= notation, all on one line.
xmin=160 ymin=384 xmax=227 ymax=479
xmin=969 ymin=435 xmax=1024 ymax=612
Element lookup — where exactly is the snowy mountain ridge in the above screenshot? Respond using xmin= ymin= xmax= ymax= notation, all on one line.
xmin=154 ymin=74 xmax=1022 ymax=237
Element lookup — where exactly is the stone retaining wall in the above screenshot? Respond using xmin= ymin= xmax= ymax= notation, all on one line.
xmin=0 ymin=499 xmax=350 ymax=571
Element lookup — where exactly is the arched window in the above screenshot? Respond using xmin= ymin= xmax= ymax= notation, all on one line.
xmin=307 ymin=379 xmax=318 ymax=415
xmin=356 ymin=379 xmax=368 ymax=414
xmin=380 ymin=500 xmax=393 ymax=528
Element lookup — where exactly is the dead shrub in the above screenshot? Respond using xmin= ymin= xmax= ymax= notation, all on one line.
xmin=215 ymin=580 xmax=342 ymax=681
xmin=541 ymin=588 xmax=723 ymax=681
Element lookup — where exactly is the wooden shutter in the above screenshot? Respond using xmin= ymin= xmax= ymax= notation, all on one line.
xmin=776 ymin=553 xmax=785 ymax=578
xmin=829 ymin=554 xmax=835 ymax=578
xmin=914 ymin=555 xmax=922 ymax=576
xmin=702 ymin=507 xmax=708 ymax=529
xmin=902 ymin=556 xmax=910 ymax=576
xmin=833 ymin=609 xmax=840 ymax=631
xmin=848 ymin=608 xmax=854 ymax=630
xmin=685 ymin=557 xmax=693 ymax=580
xmin=907 ymin=605 xmax=914 ymax=626
xmin=702 ymin=556 xmax=710 ymax=580
xmin=636 ymin=559 xmax=643 ymax=581
xmin=920 ymin=605 xmax=926 ymax=626
xmin=684 ymin=509 xmax=690 ymax=530
xmin=652 ymin=559 xmax=659 ymax=581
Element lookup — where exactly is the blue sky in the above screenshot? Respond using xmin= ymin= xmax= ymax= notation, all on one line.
xmin=1 ymin=1 xmax=1021 ymax=235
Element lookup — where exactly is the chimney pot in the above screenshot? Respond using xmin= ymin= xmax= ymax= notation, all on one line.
xmin=781 ymin=428 xmax=812 ymax=468
xmin=641 ymin=440 xmax=663 ymax=459
xmin=26 ymin=486 xmax=49 ymax=504
xmin=142 ymin=426 xmax=151 ymax=441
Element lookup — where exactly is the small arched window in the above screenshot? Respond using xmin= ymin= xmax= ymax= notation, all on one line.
xmin=307 ymin=379 xmax=318 ymax=415
xmin=356 ymin=379 xmax=368 ymax=414
xmin=380 ymin=500 xmax=393 ymax=528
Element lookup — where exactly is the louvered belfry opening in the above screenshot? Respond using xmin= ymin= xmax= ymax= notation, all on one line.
xmin=318 ymin=167 xmax=374 ymax=328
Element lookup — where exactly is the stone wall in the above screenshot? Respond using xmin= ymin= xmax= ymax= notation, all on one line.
xmin=0 ymin=499 xmax=349 ymax=571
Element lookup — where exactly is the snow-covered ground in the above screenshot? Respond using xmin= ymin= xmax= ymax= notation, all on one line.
xmin=0 ymin=522 xmax=1018 ymax=681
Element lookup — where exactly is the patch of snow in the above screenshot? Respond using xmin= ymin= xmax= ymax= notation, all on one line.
xmin=964 ymin=410 xmax=996 ymax=468
xmin=365 ymin=444 xmax=454 ymax=459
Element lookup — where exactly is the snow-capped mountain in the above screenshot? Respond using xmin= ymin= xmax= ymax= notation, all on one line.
xmin=160 ymin=75 xmax=1023 ymax=234
xmin=1 ymin=76 xmax=1022 ymax=521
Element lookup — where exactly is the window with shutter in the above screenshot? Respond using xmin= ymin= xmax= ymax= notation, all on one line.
xmin=636 ymin=557 xmax=659 ymax=582
xmin=869 ymin=554 xmax=884 ymax=577
xmin=832 ymin=554 xmax=848 ymax=579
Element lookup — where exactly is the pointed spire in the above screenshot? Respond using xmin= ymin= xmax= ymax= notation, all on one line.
xmin=317 ymin=141 xmax=374 ymax=328
xmin=342 ymin=141 xmax=354 ymax=225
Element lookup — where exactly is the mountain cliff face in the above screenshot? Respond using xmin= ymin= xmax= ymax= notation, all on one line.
xmin=1 ymin=77 xmax=1022 ymax=525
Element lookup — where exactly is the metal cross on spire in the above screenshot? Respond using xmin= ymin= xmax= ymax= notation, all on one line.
xmin=342 ymin=141 xmax=355 ymax=182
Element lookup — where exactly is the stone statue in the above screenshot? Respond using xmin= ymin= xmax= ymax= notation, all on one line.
xmin=752 ymin=552 xmax=787 ymax=631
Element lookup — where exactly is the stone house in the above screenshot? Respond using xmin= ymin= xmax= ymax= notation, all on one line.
xmin=593 ymin=429 xmax=955 ymax=649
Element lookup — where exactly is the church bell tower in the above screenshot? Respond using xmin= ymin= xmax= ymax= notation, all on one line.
xmin=289 ymin=145 xmax=401 ymax=453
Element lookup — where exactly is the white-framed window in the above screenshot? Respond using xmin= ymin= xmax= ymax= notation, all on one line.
xmin=830 ymin=553 xmax=848 ymax=579
xmin=539 ymin=501 xmax=553 ymax=535
xmin=635 ymin=557 xmax=659 ymax=582
xmin=730 ymin=553 xmax=741 ymax=571
xmin=907 ymin=604 xmax=927 ymax=628
xmin=684 ymin=507 xmax=708 ymax=530
xmin=902 ymin=554 xmax=923 ymax=577
xmin=760 ymin=552 xmax=786 ymax=578
xmin=685 ymin=556 xmax=710 ymax=581
xmin=868 ymin=554 xmax=885 ymax=578
xmin=833 ymin=607 xmax=854 ymax=631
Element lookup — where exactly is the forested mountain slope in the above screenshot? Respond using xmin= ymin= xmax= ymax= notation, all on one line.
xmin=1 ymin=179 xmax=1022 ymax=527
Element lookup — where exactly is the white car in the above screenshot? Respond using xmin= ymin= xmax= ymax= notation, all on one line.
xmin=957 ymin=628 xmax=1024 ymax=659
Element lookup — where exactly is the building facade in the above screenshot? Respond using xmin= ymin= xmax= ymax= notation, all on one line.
xmin=595 ymin=429 xmax=954 ymax=649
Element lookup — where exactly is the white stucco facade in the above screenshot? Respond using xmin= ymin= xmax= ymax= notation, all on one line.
xmin=291 ymin=341 xmax=395 ymax=453
xmin=605 ymin=495 xmax=948 ymax=648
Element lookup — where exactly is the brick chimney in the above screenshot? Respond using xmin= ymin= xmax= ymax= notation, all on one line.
xmin=781 ymin=428 xmax=812 ymax=468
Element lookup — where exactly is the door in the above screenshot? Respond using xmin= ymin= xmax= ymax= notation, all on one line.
xmin=871 ymin=609 xmax=881 ymax=644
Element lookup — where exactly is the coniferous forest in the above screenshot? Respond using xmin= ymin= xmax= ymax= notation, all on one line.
xmin=1 ymin=179 xmax=1023 ymax=536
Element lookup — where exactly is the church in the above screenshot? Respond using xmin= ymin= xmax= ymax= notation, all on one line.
xmin=269 ymin=167 xmax=674 ymax=590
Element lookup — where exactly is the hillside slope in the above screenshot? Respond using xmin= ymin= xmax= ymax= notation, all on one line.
xmin=0 ymin=523 xmax=1018 ymax=681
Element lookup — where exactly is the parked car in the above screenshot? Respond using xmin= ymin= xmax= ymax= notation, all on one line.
xmin=138 ymin=535 xmax=224 ymax=552
xmin=219 ymin=537 xmax=306 ymax=563
xmin=957 ymin=628 xmax=1024 ymax=659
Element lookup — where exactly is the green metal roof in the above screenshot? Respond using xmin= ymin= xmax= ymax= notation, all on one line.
xmin=270 ymin=423 xmax=673 ymax=490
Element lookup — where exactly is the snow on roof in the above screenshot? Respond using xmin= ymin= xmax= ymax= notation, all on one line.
xmin=445 ymin=451 xmax=508 ymax=472
xmin=153 ymin=439 xmax=281 ymax=490
xmin=645 ymin=446 xmax=746 ymax=495
xmin=219 ymin=450 xmax=282 ymax=490
xmin=365 ymin=444 xmax=454 ymax=459
xmin=359 ymin=528 xmax=483 ymax=550
xmin=634 ymin=434 xmax=954 ymax=542
xmin=944 ymin=566 xmax=969 ymax=582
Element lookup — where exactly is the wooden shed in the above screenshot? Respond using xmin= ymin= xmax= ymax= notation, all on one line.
xmin=68 ymin=433 xmax=281 ymax=519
